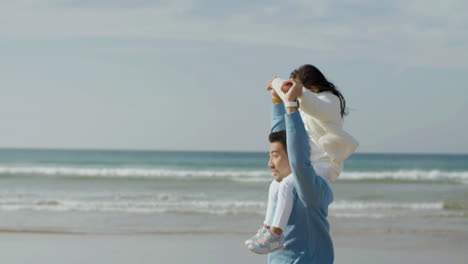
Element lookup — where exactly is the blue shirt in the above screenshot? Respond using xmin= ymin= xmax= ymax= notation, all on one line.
xmin=268 ymin=103 xmax=334 ymax=264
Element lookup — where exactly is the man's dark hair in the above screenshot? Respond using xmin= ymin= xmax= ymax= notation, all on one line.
xmin=269 ymin=130 xmax=287 ymax=151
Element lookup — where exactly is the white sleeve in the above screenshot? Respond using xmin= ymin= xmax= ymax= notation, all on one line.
xmin=299 ymin=89 xmax=341 ymax=122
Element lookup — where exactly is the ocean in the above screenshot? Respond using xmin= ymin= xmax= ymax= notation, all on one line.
xmin=0 ymin=148 xmax=467 ymax=235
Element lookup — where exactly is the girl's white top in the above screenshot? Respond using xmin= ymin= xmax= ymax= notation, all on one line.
xmin=272 ymin=78 xmax=359 ymax=182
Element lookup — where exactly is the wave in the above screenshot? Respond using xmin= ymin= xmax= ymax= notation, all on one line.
xmin=0 ymin=196 xmax=267 ymax=216
xmin=331 ymin=212 xmax=468 ymax=219
xmin=340 ymin=170 xmax=468 ymax=182
xmin=0 ymin=166 xmax=467 ymax=183
xmin=331 ymin=200 xmax=468 ymax=211
xmin=330 ymin=201 xmax=444 ymax=210
xmin=0 ymin=191 xmax=209 ymax=203
xmin=0 ymin=166 xmax=270 ymax=182
xmin=1 ymin=196 xmax=466 ymax=217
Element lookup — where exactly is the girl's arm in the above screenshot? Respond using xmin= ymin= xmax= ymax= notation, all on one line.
xmin=272 ymin=78 xmax=341 ymax=122
xmin=299 ymin=88 xmax=341 ymax=122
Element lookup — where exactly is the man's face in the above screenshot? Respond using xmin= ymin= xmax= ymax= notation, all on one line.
xmin=268 ymin=142 xmax=292 ymax=182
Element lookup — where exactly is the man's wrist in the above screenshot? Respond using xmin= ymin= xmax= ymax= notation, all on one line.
xmin=286 ymin=106 xmax=298 ymax=113
xmin=284 ymin=99 xmax=299 ymax=113
xmin=284 ymin=99 xmax=299 ymax=108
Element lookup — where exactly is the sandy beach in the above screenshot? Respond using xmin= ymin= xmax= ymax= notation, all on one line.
xmin=1 ymin=229 xmax=466 ymax=264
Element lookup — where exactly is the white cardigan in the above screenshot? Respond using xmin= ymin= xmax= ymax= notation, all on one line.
xmin=272 ymin=78 xmax=359 ymax=182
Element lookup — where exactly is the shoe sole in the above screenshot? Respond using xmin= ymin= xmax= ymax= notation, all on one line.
xmin=248 ymin=245 xmax=285 ymax=255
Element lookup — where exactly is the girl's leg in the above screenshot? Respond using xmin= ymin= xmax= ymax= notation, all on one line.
xmin=245 ymin=179 xmax=281 ymax=246
xmin=264 ymin=179 xmax=280 ymax=227
xmin=271 ymin=175 xmax=295 ymax=234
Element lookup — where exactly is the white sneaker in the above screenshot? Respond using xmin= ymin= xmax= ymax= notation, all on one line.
xmin=248 ymin=230 xmax=285 ymax=254
xmin=244 ymin=227 xmax=267 ymax=246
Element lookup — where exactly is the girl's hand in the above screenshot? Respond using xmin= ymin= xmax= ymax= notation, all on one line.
xmin=284 ymin=79 xmax=303 ymax=102
xmin=266 ymin=76 xmax=282 ymax=101
xmin=266 ymin=76 xmax=277 ymax=91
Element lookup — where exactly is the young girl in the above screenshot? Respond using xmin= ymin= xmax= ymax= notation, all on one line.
xmin=246 ymin=64 xmax=359 ymax=254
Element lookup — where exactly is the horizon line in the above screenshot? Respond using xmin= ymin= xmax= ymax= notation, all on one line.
xmin=0 ymin=146 xmax=466 ymax=156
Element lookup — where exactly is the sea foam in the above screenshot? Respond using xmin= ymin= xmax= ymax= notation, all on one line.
xmin=0 ymin=166 xmax=467 ymax=183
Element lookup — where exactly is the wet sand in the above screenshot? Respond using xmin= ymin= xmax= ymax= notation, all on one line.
xmin=1 ymin=229 xmax=466 ymax=264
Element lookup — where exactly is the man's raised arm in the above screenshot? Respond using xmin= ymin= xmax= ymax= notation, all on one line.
xmin=283 ymin=81 xmax=331 ymax=207
xmin=271 ymin=101 xmax=286 ymax=133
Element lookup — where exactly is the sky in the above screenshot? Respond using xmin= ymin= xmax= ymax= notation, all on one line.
xmin=1 ymin=0 xmax=467 ymax=153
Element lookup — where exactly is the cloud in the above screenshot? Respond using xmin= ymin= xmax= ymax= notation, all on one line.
xmin=1 ymin=0 xmax=467 ymax=68
xmin=60 ymin=0 xmax=166 ymax=9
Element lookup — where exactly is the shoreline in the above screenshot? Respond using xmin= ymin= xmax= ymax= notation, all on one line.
xmin=1 ymin=227 xmax=467 ymax=235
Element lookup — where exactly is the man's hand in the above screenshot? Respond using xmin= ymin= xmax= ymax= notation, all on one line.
xmin=281 ymin=81 xmax=293 ymax=94
xmin=284 ymin=79 xmax=303 ymax=102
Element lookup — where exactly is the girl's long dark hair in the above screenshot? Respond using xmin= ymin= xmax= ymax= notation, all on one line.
xmin=290 ymin=64 xmax=347 ymax=118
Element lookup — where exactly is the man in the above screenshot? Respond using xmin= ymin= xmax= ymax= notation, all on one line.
xmin=258 ymin=79 xmax=334 ymax=263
